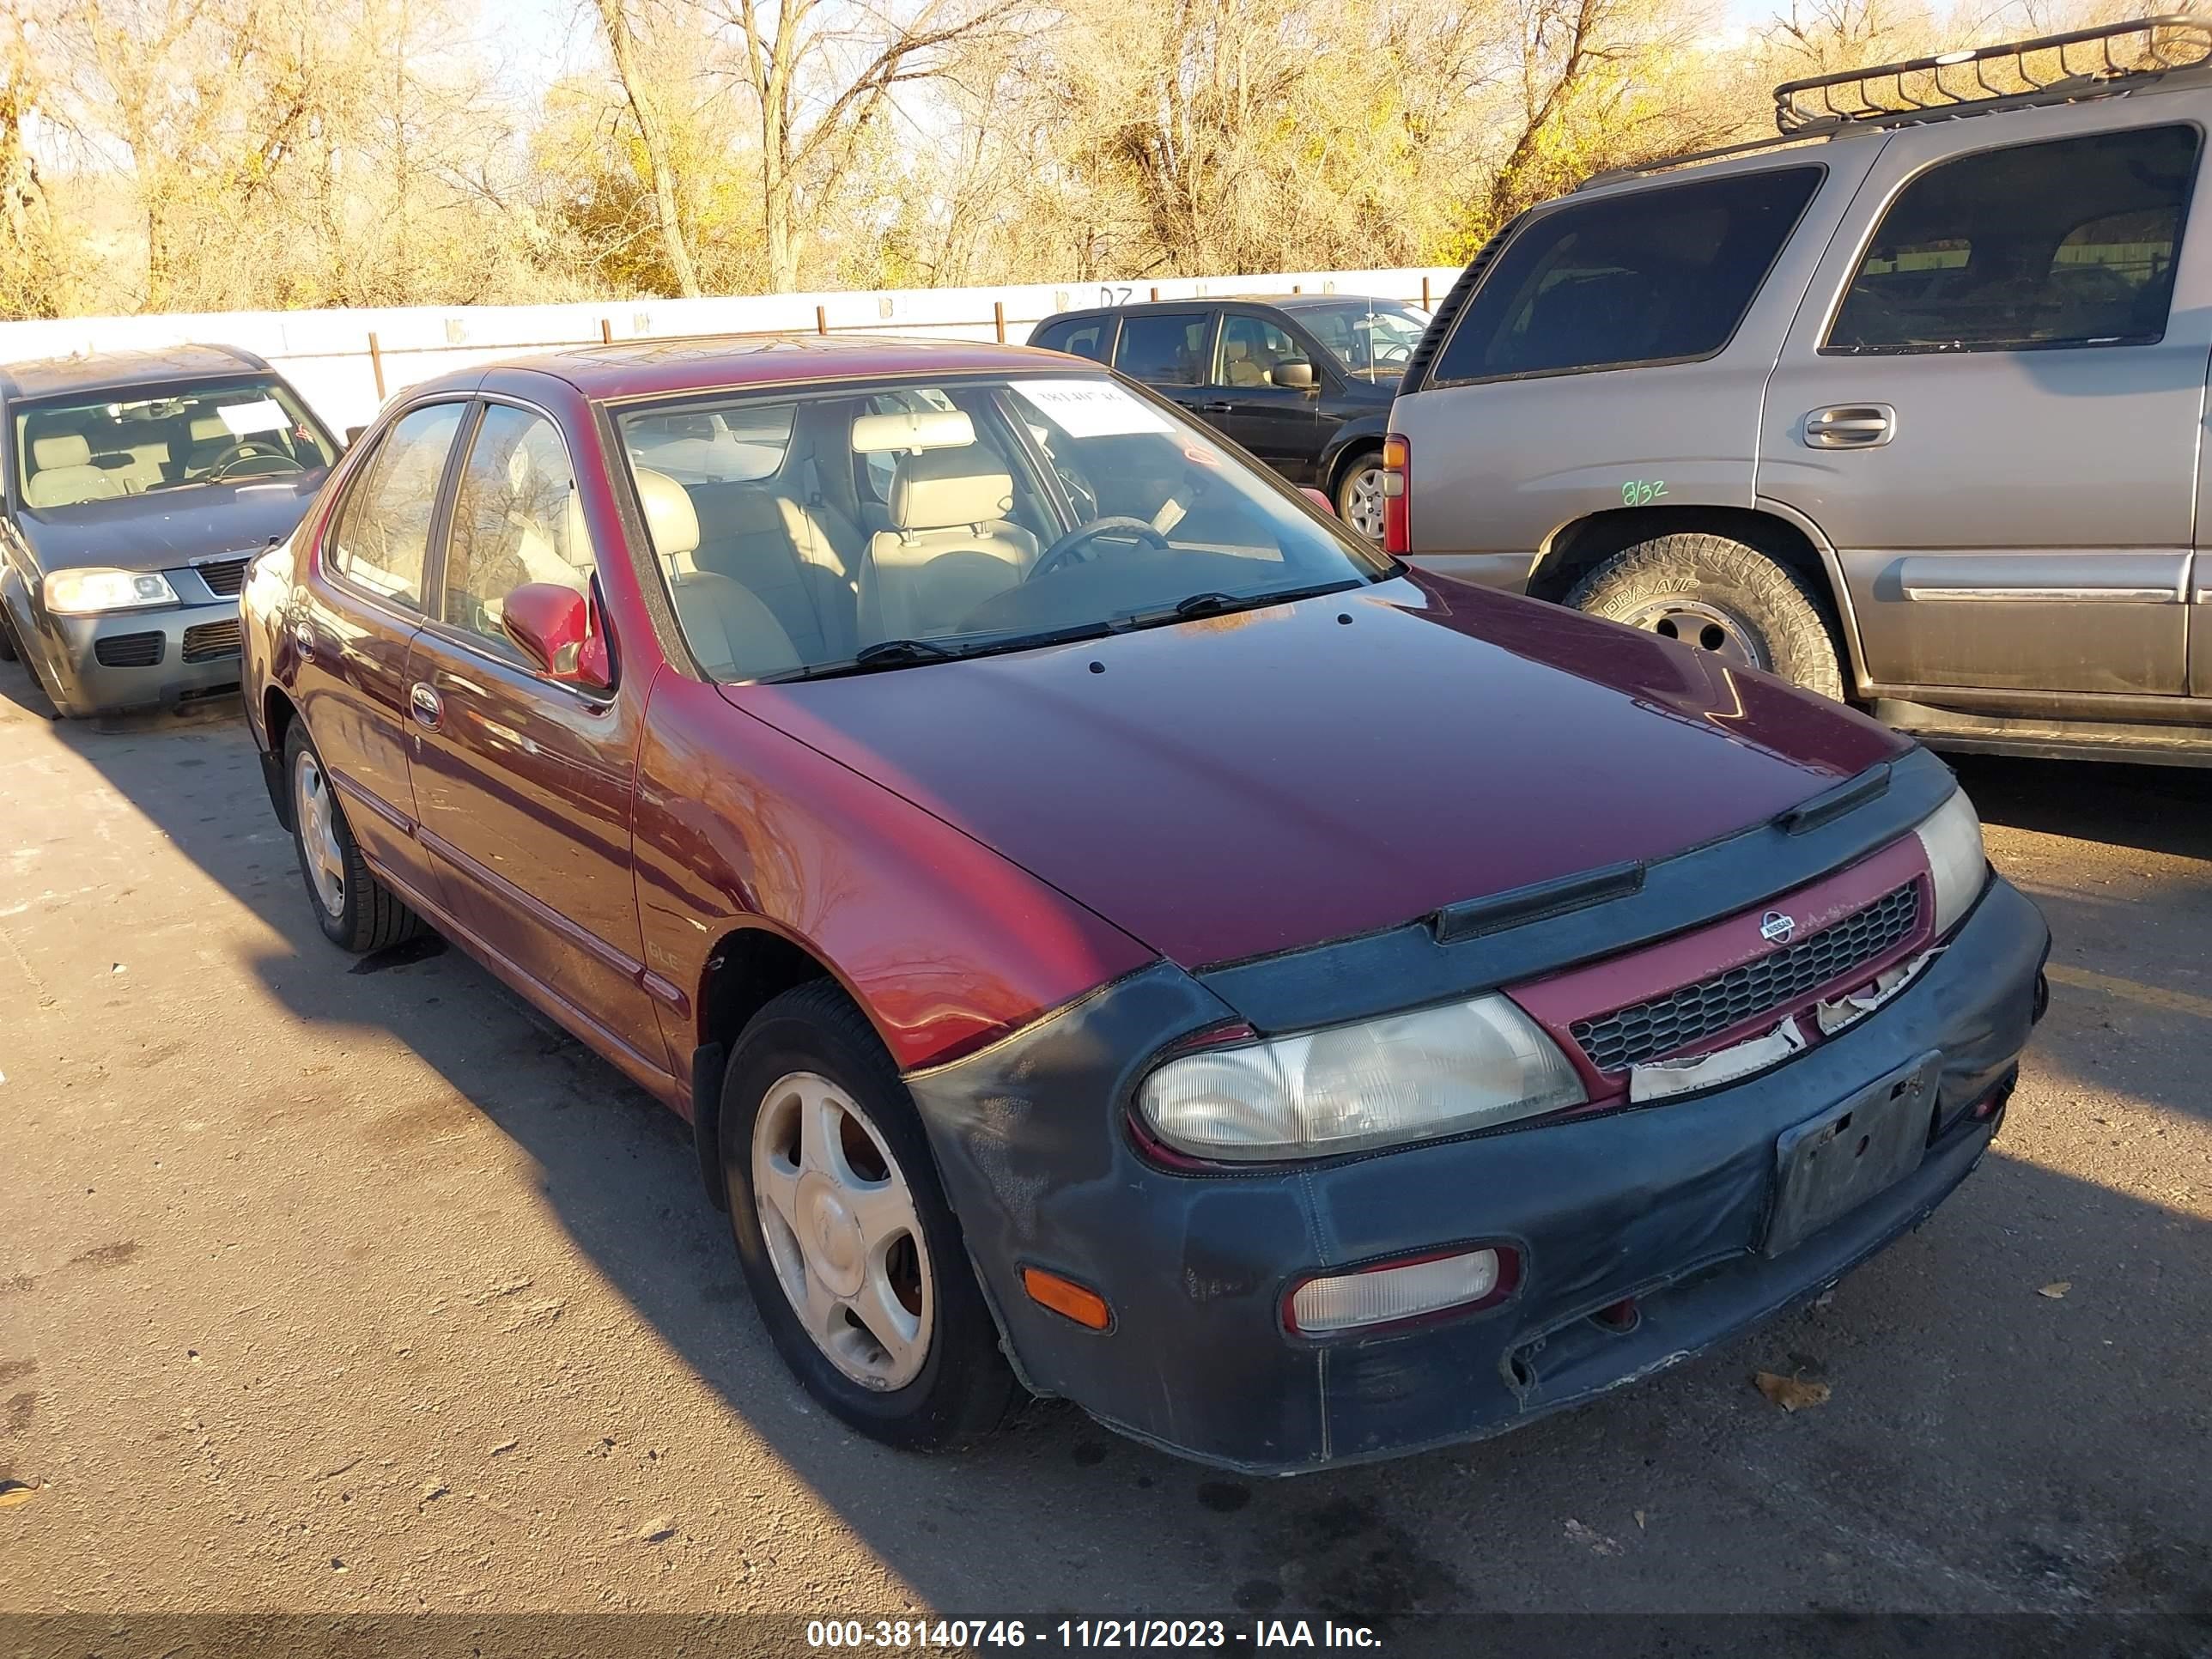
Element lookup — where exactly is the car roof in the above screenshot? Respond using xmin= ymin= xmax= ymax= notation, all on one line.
xmin=468 ymin=332 xmax=1086 ymax=404
xmin=0 ymin=343 xmax=270 ymax=404
xmin=1042 ymin=294 xmax=1410 ymax=321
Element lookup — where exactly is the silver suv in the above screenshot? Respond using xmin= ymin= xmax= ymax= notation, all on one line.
xmin=1389 ymin=16 xmax=2212 ymax=767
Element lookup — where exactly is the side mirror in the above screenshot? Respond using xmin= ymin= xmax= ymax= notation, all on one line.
xmin=501 ymin=582 xmax=612 ymax=690
xmin=1273 ymin=360 xmax=1316 ymax=391
xmin=343 ymin=425 xmax=366 ymax=450
xmin=1300 ymin=486 xmax=1335 ymax=515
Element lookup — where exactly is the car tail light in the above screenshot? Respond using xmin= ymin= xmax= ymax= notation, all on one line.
xmin=1381 ymin=434 xmax=1410 ymax=556
xmin=1285 ymin=1244 xmax=1519 ymax=1335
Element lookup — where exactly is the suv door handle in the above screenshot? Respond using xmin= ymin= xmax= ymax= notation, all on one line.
xmin=409 ymin=681 xmax=442 ymax=731
xmin=1803 ymin=404 xmax=1896 ymax=448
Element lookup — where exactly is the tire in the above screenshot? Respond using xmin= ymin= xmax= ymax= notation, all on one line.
xmin=1565 ymin=532 xmax=1845 ymax=702
xmin=720 ymin=981 xmax=1018 ymax=1451
xmin=0 ymin=611 xmax=17 ymax=662
xmin=1334 ymin=449 xmax=1387 ymax=542
xmin=283 ymin=721 xmax=422 ymax=952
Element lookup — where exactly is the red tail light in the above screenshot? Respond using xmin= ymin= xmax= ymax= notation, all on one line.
xmin=1382 ymin=434 xmax=1410 ymax=556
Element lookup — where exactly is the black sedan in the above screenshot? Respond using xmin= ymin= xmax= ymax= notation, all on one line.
xmin=1030 ymin=295 xmax=1428 ymax=539
xmin=0 ymin=344 xmax=340 ymax=718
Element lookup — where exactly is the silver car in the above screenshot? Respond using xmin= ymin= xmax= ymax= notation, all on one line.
xmin=1388 ymin=15 xmax=2212 ymax=767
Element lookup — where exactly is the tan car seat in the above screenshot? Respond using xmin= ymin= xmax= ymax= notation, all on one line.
xmin=634 ymin=465 xmax=799 ymax=680
xmin=855 ymin=448 xmax=1038 ymax=642
xmin=23 ymin=434 xmax=124 ymax=508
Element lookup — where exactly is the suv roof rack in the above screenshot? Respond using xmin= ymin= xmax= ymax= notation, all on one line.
xmin=1774 ymin=13 xmax=2212 ymax=131
xmin=1582 ymin=14 xmax=2212 ymax=190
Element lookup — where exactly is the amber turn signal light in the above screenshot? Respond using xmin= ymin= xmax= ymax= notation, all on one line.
xmin=1022 ymin=1267 xmax=1112 ymax=1331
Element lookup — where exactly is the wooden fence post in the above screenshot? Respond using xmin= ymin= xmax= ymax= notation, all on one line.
xmin=816 ymin=305 xmax=830 ymax=336
xmin=368 ymin=331 xmax=386 ymax=399
xmin=600 ymin=318 xmax=613 ymax=344
xmin=994 ymin=301 xmax=1006 ymax=343
xmin=1421 ymin=276 xmax=1432 ymax=308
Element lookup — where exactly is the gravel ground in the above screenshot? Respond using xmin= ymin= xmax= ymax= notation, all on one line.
xmin=0 ymin=665 xmax=2206 ymax=1632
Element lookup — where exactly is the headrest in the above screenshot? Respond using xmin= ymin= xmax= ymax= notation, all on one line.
xmin=33 ymin=434 xmax=91 ymax=469
xmin=888 ymin=447 xmax=1014 ymax=532
xmin=851 ymin=408 xmax=975 ymax=454
xmin=631 ymin=465 xmax=699 ymax=558
xmin=190 ymin=416 xmax=230 ymax=442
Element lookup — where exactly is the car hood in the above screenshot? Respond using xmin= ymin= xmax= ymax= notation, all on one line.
xmin=723 ymin=570 xmax=1909 ymax=970
xmin=15 ymin=475 xmax=325 ymax=574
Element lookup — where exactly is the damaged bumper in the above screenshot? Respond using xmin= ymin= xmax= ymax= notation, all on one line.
xmin=906 ymin=874 xmax=2050 ymax=1474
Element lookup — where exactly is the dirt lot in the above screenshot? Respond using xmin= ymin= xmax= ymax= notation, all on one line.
xmin=1 ymin=663 xmax=2208 ymax=1632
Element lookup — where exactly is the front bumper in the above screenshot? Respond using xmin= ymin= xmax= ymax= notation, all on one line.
xmin=33 ymin=599 xmax=245 ymax=717
xmin=906 ymin=874 xmax=2050 ymax=1474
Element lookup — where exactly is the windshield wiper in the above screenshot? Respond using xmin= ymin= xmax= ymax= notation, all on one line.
xmin=1117 ymin=578 xmax=1369 ymax=632
xmin=854 ymin=637 xmax=957 ymax=666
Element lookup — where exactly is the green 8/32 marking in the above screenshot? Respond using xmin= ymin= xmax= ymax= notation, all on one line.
xmin=1622 ymin=479 xmax=1668 ymax=506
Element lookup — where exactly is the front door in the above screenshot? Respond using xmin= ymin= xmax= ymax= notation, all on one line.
xmin=404 ymin=400 xmax=665 ymax=1077
xmin=1759 ymin=109 xmax=2209 ymax=701
xmin=1206 ymin=311 xmax=1322 ymax=479
xmin=295 ymin=399 xmax=470 ymax=902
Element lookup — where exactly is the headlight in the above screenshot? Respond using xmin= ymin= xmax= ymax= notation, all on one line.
xmin=1137 ymin=995 xmax=1585 ymax=1162
xmin=1912 ymin=786 xmax=1986 ymax=939
xmin=43 ymin=568 xmax=179 ymax=616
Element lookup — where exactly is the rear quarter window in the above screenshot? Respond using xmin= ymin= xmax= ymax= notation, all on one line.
xmin=1431 ymin=166 xmax=1825 ymax=385
xmin=1034 ymin=318 xmax=1111 ymax=361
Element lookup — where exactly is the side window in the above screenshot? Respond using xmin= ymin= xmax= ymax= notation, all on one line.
xmin=1827 ymin=125 xmax=2201 ymax=355
xmin=1433 ymin=166 xmax=1824 ymax=384
xmin=1035 ymin=319 xmax=1109 ymax=361
xmin=1217 ymin=315 xmax=1307 ymax=386
xmin=1114 ymin=312 xmax=1211 ymax=386
xmin=443 ymin=405 xmax=591 ymax=655
xmin=327 ymin=403 xmax=465 ymax=608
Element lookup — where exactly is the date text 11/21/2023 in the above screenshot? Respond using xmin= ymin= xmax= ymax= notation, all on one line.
xmin=802 ymin=1619 xmax=1383 ymax=1649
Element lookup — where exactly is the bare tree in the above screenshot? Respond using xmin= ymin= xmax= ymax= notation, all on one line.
xmin=591 ymin=0 xmax=703 ymax=295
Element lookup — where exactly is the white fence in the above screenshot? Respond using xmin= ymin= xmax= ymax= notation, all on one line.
xmin=0 ymin=269 xmax=1461 ymax=434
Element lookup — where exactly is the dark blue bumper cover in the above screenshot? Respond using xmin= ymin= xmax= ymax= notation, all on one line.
xmin=906 ymin=876 xmax=2048 ymax=1473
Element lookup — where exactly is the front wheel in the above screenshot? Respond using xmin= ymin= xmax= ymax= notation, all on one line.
xmin=284 ymin=723 xmax=422 ymax=952
xmin=721 ymin=981 xmax=1018 ymax=1451
xmin=1565 ymin=532 xmax=1845 ymax=701
xmin=1335 ymin=452 xmax=1387 ymax=542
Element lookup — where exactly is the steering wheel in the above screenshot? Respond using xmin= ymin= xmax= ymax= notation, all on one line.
xmin=1028 ymin=516 xmax=1170 ymax=581
xmin=1375 ymin=340 xmax=1413 ymax=368
xmin=207 ymin=439 xmax=303 ymax=481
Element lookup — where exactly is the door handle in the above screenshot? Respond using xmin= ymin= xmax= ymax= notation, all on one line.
xmin=290 ymin=620 xmax=315 ymax=661
xmin=409 ymin=681 xmax=442 ymax=731
xmin=1803 ymin=404 xmax=1896 ymax=448
xmin=1200 ymin=400 xmax=1236 ymax=413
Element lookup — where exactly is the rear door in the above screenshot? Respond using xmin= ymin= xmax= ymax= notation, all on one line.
xmin=1110 ymin=308 xmax=1220 ymax=423
xmin=403 ymin=396 xmax=665 ymax=1078
xmin=1759 ymin=107 xmax=2209 ymax=700
xmin=294 ymin=398 xmax=470 ymax=902
xmin=1204 ymin=309 xmax=1323 ymax=479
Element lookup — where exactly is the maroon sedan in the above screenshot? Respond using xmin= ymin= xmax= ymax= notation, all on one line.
xmin=240 ymin=337 xmax=2048 ymax=1472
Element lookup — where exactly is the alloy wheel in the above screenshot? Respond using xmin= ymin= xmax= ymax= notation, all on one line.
xmin=751 ymin=1070 xmax=934 ymax=1391
xmin=293 ymin=750 xmax=347 ymax=917
xmin=1341 ymin=465 xmax=1388 ymax=541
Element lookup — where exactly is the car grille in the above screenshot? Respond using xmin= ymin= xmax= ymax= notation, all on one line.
xmin=94 ymin=632 xmax=165 ymax=669
xmin=194 ymin=558 xmax=250 ymax=598
xmin=1570 ymin=882 xmax=1923 ymax=1073
xmin=181 ymin=618 xmax=242 ymax=663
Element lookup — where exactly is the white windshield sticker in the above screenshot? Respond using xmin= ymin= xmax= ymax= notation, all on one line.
xmin=1011 ymin=379 xmax=1175 ymax=439
xmin=216 ymin=399 xmax=288 ymax=436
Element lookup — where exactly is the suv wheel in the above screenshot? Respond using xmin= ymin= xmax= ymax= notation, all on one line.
xmin=284 ymin=723 xmax=422 ymax=952
xmin=721 ymin=981 xmax=1019 ymax=1451
xmin=1335 ymin=452 xmax=1388 ymax=541
xmin=1566 ymin=532 xmax=1844 ymax=701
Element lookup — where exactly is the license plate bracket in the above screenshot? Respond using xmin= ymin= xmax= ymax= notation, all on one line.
xmin=1760 ymin=1048 xmax=1943 ymax=1258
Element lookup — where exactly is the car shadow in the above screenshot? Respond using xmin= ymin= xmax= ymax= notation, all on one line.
xmin=9 ymin=678 xmax=2209 ymax=1621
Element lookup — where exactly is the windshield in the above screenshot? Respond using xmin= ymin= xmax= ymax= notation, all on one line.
xmin=615 ymin=372 xmax=1390 ymax=682
xmin=1291 ymin=301 xmax=1431 ymax=376
xmin=12 ymin=375 xmax=336 ymax=512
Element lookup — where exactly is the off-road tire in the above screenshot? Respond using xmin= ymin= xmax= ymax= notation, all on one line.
xmin=1566 ymin=532 xmax=1846 ymax=702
